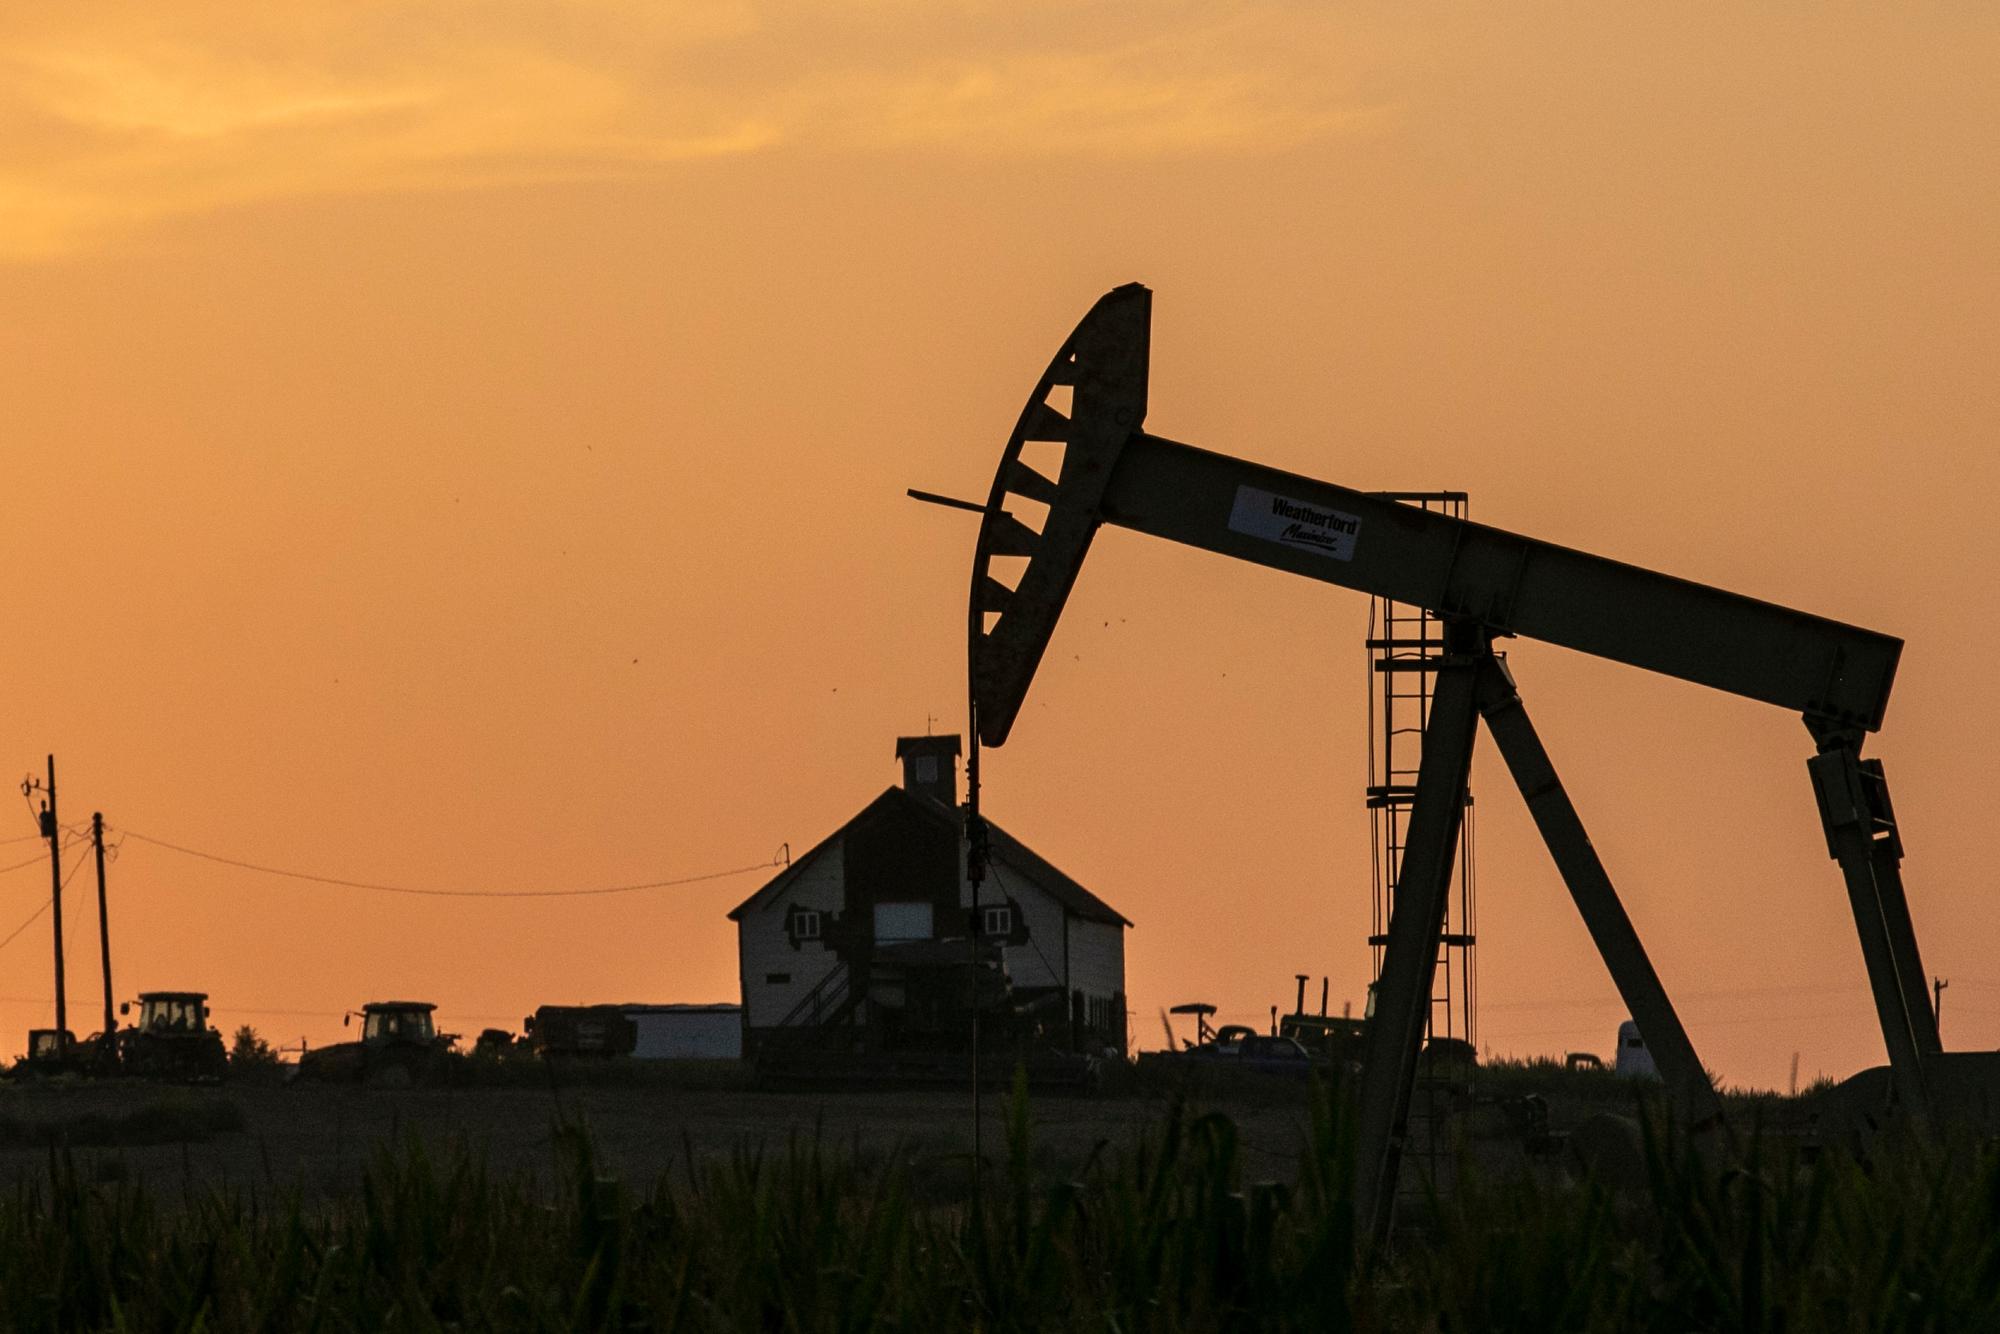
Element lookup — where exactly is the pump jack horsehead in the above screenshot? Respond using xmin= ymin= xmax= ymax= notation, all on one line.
xmin=959 ymin=283 xmax=1939 ymax=1243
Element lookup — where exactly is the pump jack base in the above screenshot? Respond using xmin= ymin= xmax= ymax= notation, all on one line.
xmin=1810 ymin=1051 xmax=2000 ymax=1152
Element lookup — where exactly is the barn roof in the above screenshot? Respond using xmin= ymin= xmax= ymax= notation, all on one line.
xmin=982 ymin=819 xmax=1130 ymax=927
xmin=618 ymin=1003 xmax=740 ymax=1015
xmin=727 ymin=785 xmax=1130 ymax=927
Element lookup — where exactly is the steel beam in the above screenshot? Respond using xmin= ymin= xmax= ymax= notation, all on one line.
xmin=1095 ymin=432 xmax=1899 ymax=732
xmin=1807 ymin=734 xmax=1933 ymax=1114
xmin=1353 ymin=626 xmax=1482 ymax=1244
xmin=1474 ymin=653 xmax=1723 ymax=1126
xmin=1860 ymin=759 xmax=1940 ymax=1056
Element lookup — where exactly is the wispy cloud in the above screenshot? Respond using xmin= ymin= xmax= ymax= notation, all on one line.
xmin=0 ymin=2 xmax=1393 ymax=258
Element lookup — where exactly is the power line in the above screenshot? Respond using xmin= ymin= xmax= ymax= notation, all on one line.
xmin=1481 ymin=982 xmax=1867 ymax=1014
xmin=0 ymin=843 xmax=89 ymax=954
xmin=1491 ymin=1002 xmax=1882 ymax=1044
xmin=112 ymin=826 xmax=782 ymax=899
xmin=0 ymin=902 xmax=50 ymax=954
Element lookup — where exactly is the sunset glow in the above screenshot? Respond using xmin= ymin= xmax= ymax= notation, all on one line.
xmin=3 ymin=2 xmax=1996 ymax=1089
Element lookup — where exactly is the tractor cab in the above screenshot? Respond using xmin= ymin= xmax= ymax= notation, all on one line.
xmin=26 ymin=1029 xmax=77 ymax=1063
xmin=130 ymin=992 xmax=210 ymax=1034
xmin=14 ymin=1027 xmax=114 ymax=1077
xmin=360 ymin=1002 xmax=436 ymax=1045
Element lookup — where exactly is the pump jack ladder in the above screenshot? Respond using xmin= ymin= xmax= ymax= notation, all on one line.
xmin=962 ymin=284 xmax=1932 ymax=1243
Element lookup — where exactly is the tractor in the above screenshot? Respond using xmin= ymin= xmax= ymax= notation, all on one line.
xmin=116 ymin=991 xmax=228 ymax=1081
xmin=295 ymin=1001 xmax=455 ymax=1085
xmin=13 ymin=1028 xmax=97 ymax=1076
xmin=12 ymin=1024 xmax=126 ymax=1077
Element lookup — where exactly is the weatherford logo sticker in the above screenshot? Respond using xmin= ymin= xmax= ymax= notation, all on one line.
xmin=1226 ymin=486 xmax=1361 ymax=560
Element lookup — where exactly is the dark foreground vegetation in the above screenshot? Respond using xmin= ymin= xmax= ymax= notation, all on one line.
xmin=3 ymin=1078 xmax=1996 ymax=1331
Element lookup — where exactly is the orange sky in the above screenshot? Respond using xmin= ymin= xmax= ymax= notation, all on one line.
xmin=2 ymin=4 xmax=1995 ymax=1088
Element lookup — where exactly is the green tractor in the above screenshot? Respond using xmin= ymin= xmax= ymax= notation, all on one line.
xmin=296 ymin=1001 xmax=454 ymax=1085
xmin=116 ymin=991 xmax=228 ymax=1081
xmin=13 ymin=1028 xmax=106 ymax=1077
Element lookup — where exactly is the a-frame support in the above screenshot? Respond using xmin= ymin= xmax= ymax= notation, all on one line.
xmin=1475 ymin=654 xmax=1724 ymax=1129
xmin=1356 ymin=625 xmax=1723 ymax=1242
xmin=1353 ymin=625 xmax=1482 ymax=1242
xmin=1358 ymin=643 xmax=1946 ymax=1240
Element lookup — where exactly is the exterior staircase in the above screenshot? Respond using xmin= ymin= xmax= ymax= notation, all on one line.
xmin=763 ymin=961 xmax=864 ymax=1051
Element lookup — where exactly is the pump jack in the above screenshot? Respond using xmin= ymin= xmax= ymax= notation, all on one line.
xmin=961 ymin=284 xmax=1937 ymax=1242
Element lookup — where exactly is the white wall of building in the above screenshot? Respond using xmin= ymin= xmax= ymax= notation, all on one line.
xmin=1067 ymin=917 xmax=1126 ymax=1000
xmin=991 ymin=873 xmax=1070 ymax=991
xmin=738 ymin=841 xmax=846 ymax=1029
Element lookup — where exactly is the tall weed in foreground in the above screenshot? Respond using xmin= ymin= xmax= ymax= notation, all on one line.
xmin=1395 ymin=1114 xmax=2000 ymax=1333
xmin=5 ymin=1085 xmax=2000 ymax=1330
xmin=951 ymin=1073 xmax=1363 ymax=1331
xmin=0 ymin=1084 xmax=1369 ymax=1332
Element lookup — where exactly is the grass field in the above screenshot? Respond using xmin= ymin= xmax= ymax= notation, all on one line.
xmin=0 ymin=1065 xmax=1987 ymax=1329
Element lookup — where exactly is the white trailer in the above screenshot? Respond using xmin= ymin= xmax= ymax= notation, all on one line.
xmin=1614 ymin=1020 xmax=1659 ymax=1080
xmin=623 ymin=1004 xmax=741 ymax=1060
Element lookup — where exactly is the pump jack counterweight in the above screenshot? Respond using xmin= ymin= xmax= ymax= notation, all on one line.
xmin=963 ymin=284 xmax=1932 ymax=1242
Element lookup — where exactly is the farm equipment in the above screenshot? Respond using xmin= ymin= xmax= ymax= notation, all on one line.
xmin=1277 ymin=975 xmax=1367 ymax=1063
xmin=295 ymin=1001 xmax=454 ymax=1085
xmin=1166 ymin=1001 xmax=1218 ymax=1047
xmin=956 ymin=283 xmax=1948 ymax=1240
xmin=1144 ymin=1009 xmax=1316 ymax=1085
xmin=1186 ymin=1032 xmax=1314 ymax=1080
xmin=471 ymin=1027 xmax=527 ymax=1060
xmin=11 ymin=992 xmax=224 ymax=1081
xmin=116 ymin=991 xmax=227 ymax=1081
xmin=525 ymin=1005 xmax=638 ymax=1059
xmin=1282 ymin=1013 xmax=1367 ymax=1063
xmin=12 ymin=1028 xmax=98 ymax=1076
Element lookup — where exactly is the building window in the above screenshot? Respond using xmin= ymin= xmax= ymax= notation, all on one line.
xmin=874 ymin=902 xmax=934 ymax=942
xmin=914 ymin=755 xmax=938 ymax=783
xmin=765 ymin=972 xmax=791 ymax=985
xmin=793 ymin=910 xmax=821 ymax=941
xmin=1083 ymin=994 xmax=1116 ymax=1034
xmin=982 ymin=905 xmax=1013 ymax=937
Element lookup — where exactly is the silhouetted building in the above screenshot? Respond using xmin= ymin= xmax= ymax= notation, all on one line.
xmin=729 ymin=735 xmax=1129 ymax=1057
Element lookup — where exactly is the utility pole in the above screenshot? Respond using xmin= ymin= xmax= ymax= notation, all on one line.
xmin=1934 ymin=976 xmax=1949 ymax=1040
xmin=29 ymin=756 xmax=68 ymax=1056
xmin=93 ymin=813 xmax=114 ymax=1044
